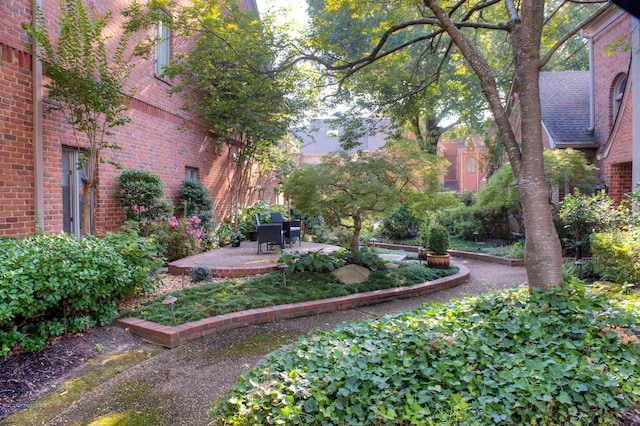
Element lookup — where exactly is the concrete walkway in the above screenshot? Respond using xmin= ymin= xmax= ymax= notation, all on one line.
xmin=45 ymin=257 xmax=527 ymax=426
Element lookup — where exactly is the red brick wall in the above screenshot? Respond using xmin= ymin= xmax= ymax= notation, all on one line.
xmin=1 ymin=0 xmax=263 ymax=237
xmin=591 ymin=13 xmax=632 ymax=145
xmin=0 ymin=45 xmax=35 ymax=235
xmin=591 ymin=12 xmax=633 ymax=203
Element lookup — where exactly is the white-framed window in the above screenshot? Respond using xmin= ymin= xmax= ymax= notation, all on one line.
xmin=154 ymin=14 xmax=171 ymax=80
xmin=466 ymin=157 xmax=477 ymax=173
xmin=185 ymin=167 xmax=198 ymax=181
xmin=612 ymin=74 xmax=627 ymax=121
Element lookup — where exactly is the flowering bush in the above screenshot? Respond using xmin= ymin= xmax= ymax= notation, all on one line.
xmin=153 ymin=215 xmax=206 ymax=261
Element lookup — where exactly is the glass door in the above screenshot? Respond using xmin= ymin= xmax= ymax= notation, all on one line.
xmin=62 ymin=148 xmax=90 ymax=236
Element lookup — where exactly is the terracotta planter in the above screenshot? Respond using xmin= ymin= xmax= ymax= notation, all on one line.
xmin=427 ymin=253 xmax=450 ymax=269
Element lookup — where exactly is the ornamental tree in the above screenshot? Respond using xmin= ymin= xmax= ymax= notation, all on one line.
xmin=283 ymin=145 xmax=445 ymax=254
xmin=24 ymin=0 xmax=151 ymax=235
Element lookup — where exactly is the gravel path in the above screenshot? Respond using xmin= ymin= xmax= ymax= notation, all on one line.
xmin=10 ymin=257 xmax=527 ymax=426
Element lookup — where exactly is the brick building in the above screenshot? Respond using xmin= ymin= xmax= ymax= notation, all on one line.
xmin=293 ymin=118 xmax=390 ymax=165
xmin=438 ymin=137 xmax=488 ymax=194
xmin=583 ymin=5 xmax=639 ymax=203
xmin=0 ymin=0 xmax=261 ymax=237
xmin=513 ymin=5 xmax=639 ymax=204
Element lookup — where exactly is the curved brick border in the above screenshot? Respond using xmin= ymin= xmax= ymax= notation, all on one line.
xmin=117 ymin=262 xmax=469 ymax=348
xmin=373 ymin=243 xmax=525 ymax=267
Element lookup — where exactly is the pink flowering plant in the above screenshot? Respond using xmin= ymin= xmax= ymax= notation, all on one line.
xmin=160 ymin=214 xmax=206 ymax=261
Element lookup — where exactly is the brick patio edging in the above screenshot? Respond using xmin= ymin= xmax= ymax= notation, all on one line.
xmin=373 ymin=243 xmax=525 ymax=267
xmin=116 ymin=262 xmax=470 ymax=348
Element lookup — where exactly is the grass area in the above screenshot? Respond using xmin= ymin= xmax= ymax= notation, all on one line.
xmin=121 ymin=262 xmax=458 ymax=326
xmin=210 ymin=283 xmax=640 ymax=425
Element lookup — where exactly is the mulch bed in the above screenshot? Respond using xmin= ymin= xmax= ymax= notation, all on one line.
xmin=0 ymin=326 xmax=139 ymax=419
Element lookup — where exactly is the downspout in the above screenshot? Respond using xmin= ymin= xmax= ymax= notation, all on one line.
xmin=583 ymin=29 xmax=596 ymax=134
xmin=32 ymin=0 xmax=45 ymax=231
xmin=632 ymin=17 xmax=640 ymax=193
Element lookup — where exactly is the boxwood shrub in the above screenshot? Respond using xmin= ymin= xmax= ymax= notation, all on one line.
xmin=0 ymin=231 xmax=162 ymax=355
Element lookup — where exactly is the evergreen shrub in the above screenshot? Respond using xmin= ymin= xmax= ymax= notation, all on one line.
xmin=177 ymin=179 xmax=214 ymax=230
xmin=0 ymin=231 xmax=162 ymax=355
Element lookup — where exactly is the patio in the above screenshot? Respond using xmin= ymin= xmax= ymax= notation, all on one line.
xmin=167 ymin=241 xmax=341 ymax=277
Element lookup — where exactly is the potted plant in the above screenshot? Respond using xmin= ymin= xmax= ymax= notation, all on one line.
xmin=426 ymin=224 xmax=450 ymax=269
xmin=230 ymin=231 xmax=243 ymax=247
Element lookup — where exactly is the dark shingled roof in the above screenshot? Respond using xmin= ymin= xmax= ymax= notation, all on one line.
xmin=539 ymin=71 xmax=598 ymax=147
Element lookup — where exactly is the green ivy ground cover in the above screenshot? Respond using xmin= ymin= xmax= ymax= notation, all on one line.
xmin=122 ymin=262 xmax=457 ymax=326
xmin=210 ymin=283 xmax=640 ymax=425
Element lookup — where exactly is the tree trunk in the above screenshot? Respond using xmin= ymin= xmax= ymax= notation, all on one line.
xmin=424 ymin=0 xmax=564 ymax=290
xmin=409 ymin=115 xmax=441 ymax=155
xmin=513 ymin=0 xmax=564 ymax=290
xmin=80 ymin=149 xmax=98 ymax=236
xmin=350 ymin=214 xmax=362 ymax=254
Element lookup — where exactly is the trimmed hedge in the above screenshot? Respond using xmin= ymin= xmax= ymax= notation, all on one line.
xmin=0 ymin=231 xmax=162 ymax=355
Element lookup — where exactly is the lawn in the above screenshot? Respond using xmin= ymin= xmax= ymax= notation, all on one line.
xmin=121 ymin=262 xmax=458 ymax=326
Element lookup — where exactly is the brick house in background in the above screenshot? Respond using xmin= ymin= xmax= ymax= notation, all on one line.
xmin=511 ymin=4 xmax=639 ymax=204
xmin=0 ymin=0 xmax=259 ymax=237
xmin=438 ymin=137 xmax=488 ymax=194
xmin=293 ymin=118 xmax=390 ymax=165
xmin=582 ymin=5 xmax=639 ymax=203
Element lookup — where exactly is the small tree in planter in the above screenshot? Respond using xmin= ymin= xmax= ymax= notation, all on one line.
xmin=427 ymin=224 xmax=450 ymax=269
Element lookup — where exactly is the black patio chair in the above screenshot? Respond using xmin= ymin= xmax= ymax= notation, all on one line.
xmin=255 ymin=214 xmax=284 ymax=254
xmin=270 ymin=212 xmax=301 ymax=247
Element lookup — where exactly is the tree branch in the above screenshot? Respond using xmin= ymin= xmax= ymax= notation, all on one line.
xmin=539 ymin=3 xmax=609 ymax=68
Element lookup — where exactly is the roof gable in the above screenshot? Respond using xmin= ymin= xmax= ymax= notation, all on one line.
xmin=539 ymin=71 xmax=598 ymax=147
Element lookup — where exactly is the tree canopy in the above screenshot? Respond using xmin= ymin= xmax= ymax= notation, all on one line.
xmin=278 ymin=0 xmax=608 ymax=289
xmin=283 ymin=145 xmax=446 ymax=254
xmin=163 ymin=1 xmax=318 ymax=151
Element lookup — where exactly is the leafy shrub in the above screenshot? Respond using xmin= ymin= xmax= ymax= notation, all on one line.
xmin=236 ymin=201 xmax=286 ymax=238
xmin=308 ymin=222 xmax=352 ymax=246
xmin=453 ymin=219 xmax=480 ymax=241
xmin=230 ymin=231 xmax=243 ymax=247
xmin=488 ymin=241 xmax=525 ymax=259
xmin=177 ymin=179 xmax=214 ymax=230
xmin=279 ymin=248 xmax=387 ymax=274
xmin=591 ymin=229 xmax=640 ymax=286
xmin=0 ymin=232 xmax=162 ymax=355
xmin=562 ymin=259 xmax=600 ymax=282
xmin=427 ymin=223 xmax=449 ymax=255
xmin=114 ymin=169 xmax=171 ymax=223
xmin=210 ymin=284 xmax=640 ymax=425
xmin=150 ymin=215 xmax=206 ymax=262
xmin=380 ymin=204 xmax=419 ymax=240
xmin=343 ymin=248 xmax=386 ymax=271
xmin=190 ymin=266 xmax=212 ymax=283
xmin=278 ymin=250 xmax=346 ymax=273
xmin=559 ymin=190 xmax=617 ymax=259
xmin=215 ymin=222 xmax=234 ymax=247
